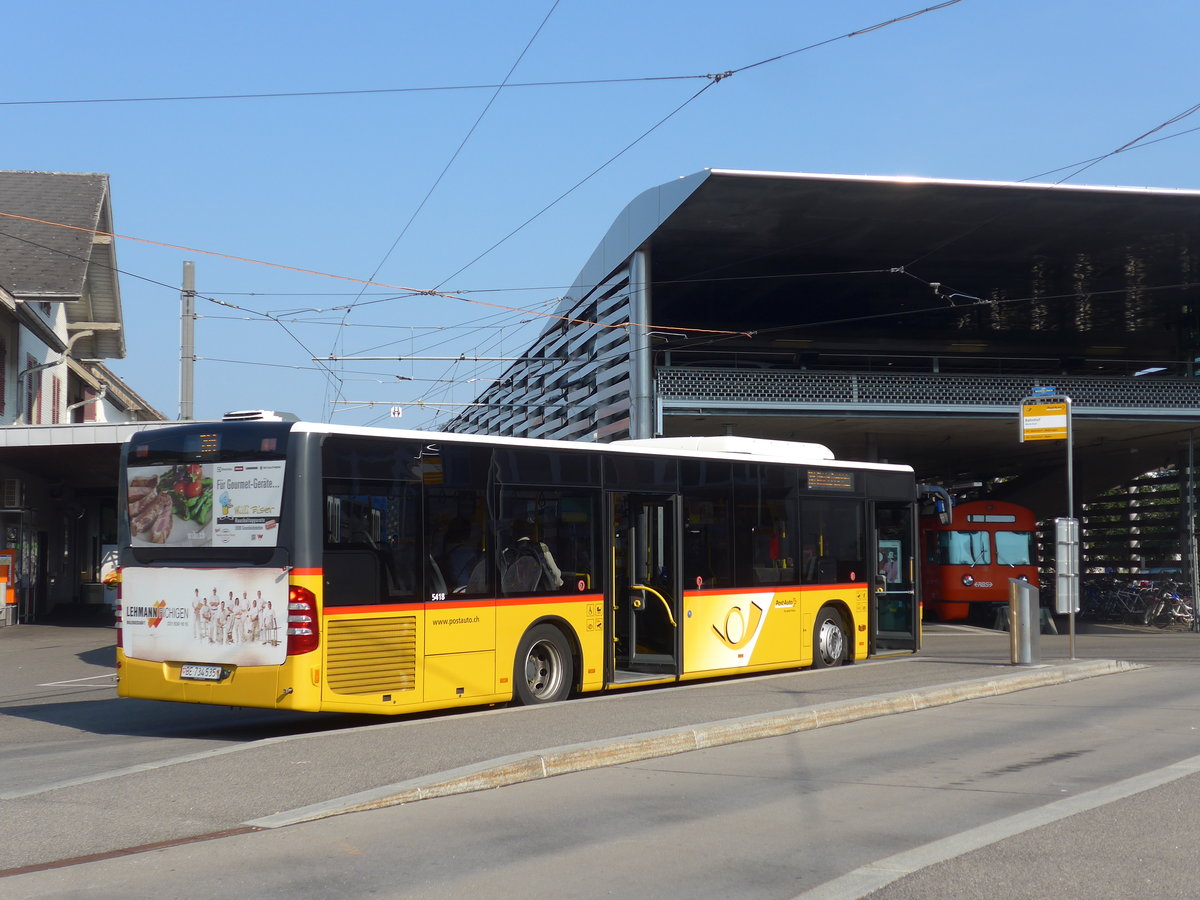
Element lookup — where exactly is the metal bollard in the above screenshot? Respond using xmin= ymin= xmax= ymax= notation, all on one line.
xmin=1008 ymin=578 xmax=1040 ymax=666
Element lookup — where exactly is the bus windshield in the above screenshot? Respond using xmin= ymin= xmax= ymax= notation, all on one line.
xmin=995 ymin=531 xmax=1035 ymax=566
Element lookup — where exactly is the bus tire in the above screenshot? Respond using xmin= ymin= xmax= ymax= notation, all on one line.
xmin=513 ymin=624 xmax=573 ymax=705
xmin=812 ymin=605 xmax=848 ymax=669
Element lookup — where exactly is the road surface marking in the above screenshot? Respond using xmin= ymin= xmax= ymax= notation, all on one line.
xmin=797 ymin=752 xmax=1200 ymax=900
xmin=36 ymin=674 xmax=117 ymax=686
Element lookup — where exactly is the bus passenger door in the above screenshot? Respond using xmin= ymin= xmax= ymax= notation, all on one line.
xmin=608 ymin=493 xmax=681 ymax=682
xmin=872 ymin=502 xmax=919 ymax=652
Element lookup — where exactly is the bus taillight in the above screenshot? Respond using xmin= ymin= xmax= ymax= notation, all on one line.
xmin=286 ymin=585 xmax=319 ymax=656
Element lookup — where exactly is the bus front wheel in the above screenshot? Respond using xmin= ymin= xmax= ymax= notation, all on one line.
xmin=513 ymin=624 xmax=573 ymax=704
xmin=812 ymin=605 xmax=848 ymax=669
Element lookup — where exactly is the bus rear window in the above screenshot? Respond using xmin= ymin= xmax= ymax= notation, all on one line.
xmin=129 ymin=423 xmax=291 ymax=466
xmin=125 ymin=423 xmax=293 ymax=553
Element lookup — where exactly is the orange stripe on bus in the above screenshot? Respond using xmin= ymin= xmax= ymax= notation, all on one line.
xmin=321 ymin=594 xmax=602 ymax=615
xmin=324 ymin=603 xmax=426 ymax=615
xmin=684 ymin=583 xmax=864 ymax=597
xmin=494 ymin=594 xmax=600 ymax=607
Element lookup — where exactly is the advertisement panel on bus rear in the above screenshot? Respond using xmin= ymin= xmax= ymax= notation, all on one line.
xmin=127 ymin=460 xmax=285 ymax=548
xmin=122 ymin=567 xmax=289 ymax=666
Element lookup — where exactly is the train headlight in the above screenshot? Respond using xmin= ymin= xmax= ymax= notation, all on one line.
xmin=961 ymin=574 xmax=975 ymax=587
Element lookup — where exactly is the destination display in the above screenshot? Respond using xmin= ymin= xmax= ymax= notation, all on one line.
xmin=805 ymin=469 xmax=856 ymax=492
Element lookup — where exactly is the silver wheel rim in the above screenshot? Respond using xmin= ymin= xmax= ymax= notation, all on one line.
xmin=817 ymin=617 xmax=845 ymax=665
xmin=524 ymin=639 xmax=565 ymax=700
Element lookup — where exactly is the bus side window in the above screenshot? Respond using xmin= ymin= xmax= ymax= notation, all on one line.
xmin=815 ymin=556 xmax=837 ymax=584
xmin=324 ymin=546 xmax=384 ymax=606
xmin=800 ymin=499 xmax=865 ymax=585
xmin=682 ymin=459 xmax=733 ymax=589
xmin=733 ymin=463 xmax=798 ymax=587
xmin=496 ymin=489 xmax=598 ymax=596
xmin=424 ymin=446 xmax=493 ymax=599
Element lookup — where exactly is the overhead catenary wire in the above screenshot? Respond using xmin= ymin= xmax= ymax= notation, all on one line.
xmin=0 ymin=2 xmax=965 ymax=109
xmin=336 ymin=0 xmax=562 ymax=318
xmin=0 ymin=225 xmax=357 ymax=397
xmin=429 ymin=2 xmax=967 ymax=289
xmin=326 ymin=0 xmax=563 ymax=419
xmin=903 ymin=100 xmax=1200 ymax=270
xmin=9 ymin=0 xmax=1101 ymax=429
xmin=0 ymin=75 xmax=716 ymax=107
xmin=11 ymin=211 xmax=1195 ymax=413
xmin=0 ymin=0 xmax=972 ymax=352
xmin=684 ymin=278 xmax=1200 ymax=351
xmin=0 ymin=208 xmax=744 ymax=337
xmin=1023 ymin=110 xmax=1200 ymax=184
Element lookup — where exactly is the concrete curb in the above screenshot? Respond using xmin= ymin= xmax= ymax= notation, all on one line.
xmin=247 ymin=658 xmax=1141 ymax=829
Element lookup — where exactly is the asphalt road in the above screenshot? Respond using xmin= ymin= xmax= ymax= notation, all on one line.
xmin=1 ymin=618 xmax=1197 ymax=897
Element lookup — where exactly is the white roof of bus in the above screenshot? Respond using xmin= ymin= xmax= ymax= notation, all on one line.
xmin=288 ymin=422 xmax=913 ymax=474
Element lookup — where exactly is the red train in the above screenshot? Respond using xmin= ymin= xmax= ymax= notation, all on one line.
xmin=920 ymin=500 xmax=1039 ymax=622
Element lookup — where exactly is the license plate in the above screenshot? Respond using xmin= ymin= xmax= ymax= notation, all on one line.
xmin=180 ymin=664 xmax=225 ymax=681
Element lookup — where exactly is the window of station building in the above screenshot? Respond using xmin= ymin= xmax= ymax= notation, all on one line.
xmin=497 ymin=488 xmax=598 ymax=596
xmin=733 ymin=464 xmax=799 ymax=587
xmin=424 ymin=444 xmax=493 ymax=599
xmin=682 ymin=460 xmax=732 ymax=590
xmin=321 ymin=437 xmax=423 ymax=606
xmin=800 ymin=499 xmax=866 ymax=585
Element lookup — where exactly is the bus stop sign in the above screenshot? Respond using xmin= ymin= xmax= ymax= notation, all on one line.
xmin=1020 ymin=398 xmax=1069 ymax=442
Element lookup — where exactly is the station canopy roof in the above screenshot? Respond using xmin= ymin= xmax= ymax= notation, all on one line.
xmin=575 ymin=169 xmax=1200 ymax=360
xmin=570 ymin=170 xmax=1200 ymax=499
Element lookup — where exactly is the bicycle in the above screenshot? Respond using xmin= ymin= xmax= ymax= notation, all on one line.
xmin=1142 ymin=580 xmax=1196 ymax=628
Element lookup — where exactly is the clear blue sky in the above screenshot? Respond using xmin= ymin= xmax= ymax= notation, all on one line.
xmin=4 ymin=0 xmax=1199 ymax=428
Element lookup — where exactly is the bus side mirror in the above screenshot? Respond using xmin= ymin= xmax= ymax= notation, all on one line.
xmin=919 ymin=485 xmax=953 ymax=526
xmin=934 ymin=497 xmax=950 ymax=526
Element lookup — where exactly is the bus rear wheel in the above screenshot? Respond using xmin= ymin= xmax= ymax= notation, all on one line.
xmin=812 ymin=605 xmax=848 ymax=669
xmin=513 ymin=624 xmax=573 ymax=704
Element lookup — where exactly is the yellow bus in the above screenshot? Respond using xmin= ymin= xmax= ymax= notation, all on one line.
xmin=116 ymin=416 xmax=921 ymax=715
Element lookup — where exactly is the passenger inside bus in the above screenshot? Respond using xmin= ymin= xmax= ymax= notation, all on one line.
xmin=501 ymin=519 xmax=563 ymax=593
xmin=441 ymin=518 xmax=480 ymax=591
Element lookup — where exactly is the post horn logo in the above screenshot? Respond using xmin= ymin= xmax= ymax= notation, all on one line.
xmin=712 ymin=601 xmax=764 ymax=650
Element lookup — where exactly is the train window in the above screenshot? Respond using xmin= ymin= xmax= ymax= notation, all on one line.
xmin=995 ymin=531 xmax=1035 ymax=566
xmin=935 ymin=531 xmax=992 ymax=566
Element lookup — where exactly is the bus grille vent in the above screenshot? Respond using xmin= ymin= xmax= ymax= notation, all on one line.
xmin=326 ymin=616 xmax=417 ymax=695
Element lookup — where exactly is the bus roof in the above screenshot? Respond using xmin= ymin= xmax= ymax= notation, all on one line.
xmin=279 ymin=421 xmax=915 ymax=474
